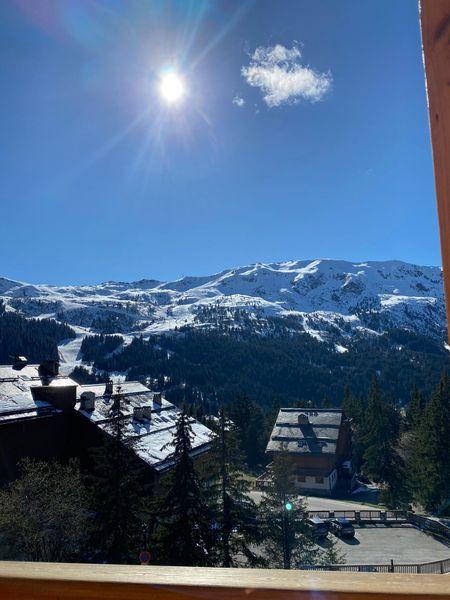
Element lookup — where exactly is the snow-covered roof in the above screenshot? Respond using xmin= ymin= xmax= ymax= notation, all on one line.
xmin=75 ymin=381 xmax=214 ymax=472
xmin=266 ymin=408 xmax=344 ymax=456
xmin=0 ymin=368 xmax=213 ymax=472
xmin=0 ymin=364 xmax=73 ymax=420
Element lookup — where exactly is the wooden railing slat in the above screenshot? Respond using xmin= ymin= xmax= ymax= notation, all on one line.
xmin=0 ymin=562 xmax=449 ymax=600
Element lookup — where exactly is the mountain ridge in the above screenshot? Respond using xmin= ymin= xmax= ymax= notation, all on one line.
xmin=0 ymin=258 xmax=446 ymax=371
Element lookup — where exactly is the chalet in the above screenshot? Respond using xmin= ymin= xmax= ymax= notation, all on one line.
xmin=265 ymin=408 xmax=351 ymax=496
xmin=0 ymin=358 xmax=213 ymax=484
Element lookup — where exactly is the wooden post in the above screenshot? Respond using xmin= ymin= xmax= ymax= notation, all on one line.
xmin=420 ymin=0 xmax=450 ymax=341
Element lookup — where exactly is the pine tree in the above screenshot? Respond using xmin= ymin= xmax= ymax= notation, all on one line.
xmin=153 ymin=409 xmax=213 ymax=566
xmin=342 ymin=387 xmax=365 ymax=471
xmin=88 ymin=385 xmax=146 ymax=564
xmin=405 ymin=385 xmax=425 ymax=431
xmin=229 ymin=394 xmax=266 ymax=469
xmin=409 ymin=373 xmax=450 ymax=512
xmin=361 ymin=379 xmax=409 ymax=508
xmin=209 ymin=408 xmax=262 ymax=567
xmin=259 ymin=448 xmax=335 ymax=568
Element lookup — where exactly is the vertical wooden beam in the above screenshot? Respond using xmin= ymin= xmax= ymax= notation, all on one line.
xmin=420 ymin=0 xmax=450 ymax=341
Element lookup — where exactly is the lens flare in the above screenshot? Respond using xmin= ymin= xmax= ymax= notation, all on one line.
xmin=159 ymin=72 xmax=185 ymax=103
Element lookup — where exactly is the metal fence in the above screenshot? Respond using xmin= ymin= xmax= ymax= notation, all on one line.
xmin=298 ymin=557 xmax=450 ymax=574
xmin=307 ymin=510 xmax=408 ymax=523
xmin=408 ymin=513 xmax=450 ymax=542
xmin=307 ymin=510 xmax=450 ymax=538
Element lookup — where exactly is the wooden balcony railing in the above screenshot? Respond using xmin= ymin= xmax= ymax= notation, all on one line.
xmin=0 ymin=562 xmax=449 ymax=600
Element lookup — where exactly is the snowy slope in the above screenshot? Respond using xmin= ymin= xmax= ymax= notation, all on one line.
xmin=0 ymin=259 xmax=446 ymax=368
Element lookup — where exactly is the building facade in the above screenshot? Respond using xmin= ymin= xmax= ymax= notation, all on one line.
xmin=0 ymin=358 xmax=213 ymax=484
xmin=266 ymin=408 xmax=351 ymax=496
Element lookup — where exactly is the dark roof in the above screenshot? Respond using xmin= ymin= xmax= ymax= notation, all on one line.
xmin=0 ymin=366 xmax=213 ymax=472
xmin=0 ymin=364 xmax=75 ymax=422
xmin=75 ymin=381 xmax=213 ymax=472
xmin=266 ymin=408 xmax=345 ymax=456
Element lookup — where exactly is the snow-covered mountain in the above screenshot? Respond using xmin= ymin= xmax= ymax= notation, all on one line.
xmin=0 ymin=259 xmax=446 ymax=368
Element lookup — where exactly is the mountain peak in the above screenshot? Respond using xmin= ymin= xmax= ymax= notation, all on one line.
xmin=0 ymin=259 xmax=445 ymax=366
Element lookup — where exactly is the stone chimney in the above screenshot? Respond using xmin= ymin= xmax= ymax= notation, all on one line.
xmin=133 ymin=406 xmax=145 ymax=421
xmin=298 ymin=413 xmax=309 ymax=425
xmin=11 ymin=355 xmax=27 ymax=370
xmin=39 ymin=359 xmax=59 ymax=378
xmin=142 ymin=405 xmax=152 ymax=420
xmin=80 ymin=391 xmax=96 ymax=412
xmin=153 ymin=393 xmax=162 ymax=406
xmin=104 ymin=380 xmax=114 ymax=396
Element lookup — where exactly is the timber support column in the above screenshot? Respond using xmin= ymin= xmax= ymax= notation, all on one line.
xmin=420 ymin=0 xmax=450 ymax=341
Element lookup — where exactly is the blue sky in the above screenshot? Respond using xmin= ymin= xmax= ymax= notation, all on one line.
xmin=0 ymin=0 xmax=440 ymax=285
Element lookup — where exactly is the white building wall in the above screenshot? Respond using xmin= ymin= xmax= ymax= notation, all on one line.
xmin=294 ymin=468 xmax=338 ymax=494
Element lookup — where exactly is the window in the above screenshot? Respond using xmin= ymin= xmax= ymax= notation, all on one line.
xmin=315 ymin=477 xmax=324 ymax=484
xmin=297 ymin=475 xmax=306 ymax=483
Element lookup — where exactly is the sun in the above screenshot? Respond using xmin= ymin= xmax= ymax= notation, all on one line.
xmin=159 ymin=72 xmax=185 ymax=104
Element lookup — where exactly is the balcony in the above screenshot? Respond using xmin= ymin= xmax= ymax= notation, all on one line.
xmin=0 ymin=562 xmax=449 ymax=600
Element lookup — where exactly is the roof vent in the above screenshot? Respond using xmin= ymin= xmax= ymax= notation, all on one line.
xmin=153 ymin=393 xmax=162 ymax=405
xmin=80 ymin=391 xmax=96 ymax=412
xmin=298 ymin=413 xmax=309 ymax=425
xmin=11 ymin=355 xmax=28 ymax=370
xmin=133 ymin=406 xmax=145 ymax=421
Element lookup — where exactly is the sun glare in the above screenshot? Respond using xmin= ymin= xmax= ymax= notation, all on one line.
xmin=159 ymin=72 xmax=185 ymax=104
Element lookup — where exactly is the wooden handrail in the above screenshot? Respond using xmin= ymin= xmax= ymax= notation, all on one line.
xmin=0 ymin=562 xmax=449 ymax=600
xmin=420 ymin=0 xmax=450 ymax=341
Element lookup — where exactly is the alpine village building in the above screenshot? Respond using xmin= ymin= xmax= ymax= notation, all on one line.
xmin=264 ymin=408 xmax=352 ymax=495
xmin=0 ymin=357 xmax=213 ymax=485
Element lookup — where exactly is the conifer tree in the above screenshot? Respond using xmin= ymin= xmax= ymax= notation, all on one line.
xmin=361 ymin=379 xmax=409 ymax=508
xmin=342 ymin=387 xmax=365 ymax=470
xmin=88 ymin=385 xmax=145 ymax=564
xmin=259 ymin=447 xmax=337 ymax=568
xmin=153 ymin=408 xmax=213 ymax=566
xmin=229 ymin=394 xmax=266 ymax=468
xmin=209 ymin=408 xmax=262 ymax=567
xmin=409 ymin=373 xmax=450 ymax=511
xmin=405 ymin=385 xmax=425 ymax=431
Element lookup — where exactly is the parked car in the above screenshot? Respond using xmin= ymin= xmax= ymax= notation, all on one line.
xmin=306 ymin=516 xmax=328 ymax=539
xmin=329 ymin=518 xmax=355 ymax=539
xmin=355 ymin=473 xmax=371 ymax=485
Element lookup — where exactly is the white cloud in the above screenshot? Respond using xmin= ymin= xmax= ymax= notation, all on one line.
xmin=232 ymin=95 xmax=245 ymax=107
xmin=241 ymin=43 xmax=331 ymax=108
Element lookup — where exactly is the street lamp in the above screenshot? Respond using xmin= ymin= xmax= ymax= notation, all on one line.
xmin=282 ymin=499 xmax=293 ymax=569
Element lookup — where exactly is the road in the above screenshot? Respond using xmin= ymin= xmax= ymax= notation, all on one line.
xmin=249 ymin=491 xmax=378 ymax=512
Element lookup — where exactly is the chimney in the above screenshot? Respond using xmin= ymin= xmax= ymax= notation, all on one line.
xmin=104 ymin=380 xmax=114 ymax=396
xmin=133 ymin=406 xmax=145 ymax=421
xmin=298 ymin=413 xmax=309 ymax=425
xmin=142 ymin=405 xmax=152 ymax=420
xmin=39 ymin=359 xmax=59 ymax=378
xmin=11 ymin=355 xmax=28 ymax=370
xmin=153 ymin=393 xmax=162 ymax=406
xmin=80 ymin=391 xmax=96 ymax=412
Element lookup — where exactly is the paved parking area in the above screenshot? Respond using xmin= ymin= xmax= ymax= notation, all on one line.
xmin=322 ymin=524 xmax=450 ymax=564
